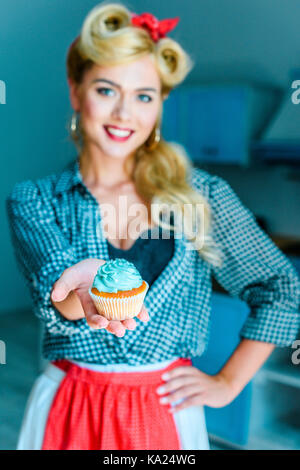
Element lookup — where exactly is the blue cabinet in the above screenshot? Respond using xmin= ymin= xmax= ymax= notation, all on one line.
xmin=192 ymin=292 xmax=251 ymax=445
xmin=162 ymin=85 xmax=277 ymax=166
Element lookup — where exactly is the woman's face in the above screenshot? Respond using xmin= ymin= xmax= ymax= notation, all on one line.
xmin=69 ymin=55 xmax=163 ymax=160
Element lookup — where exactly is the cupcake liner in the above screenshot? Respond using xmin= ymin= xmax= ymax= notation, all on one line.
xmin=88 ymin=281 xmax=149 ymax=321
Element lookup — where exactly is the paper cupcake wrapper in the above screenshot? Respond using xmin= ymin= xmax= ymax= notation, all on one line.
xmin=88 ymin=282 xmax=149 ymax=321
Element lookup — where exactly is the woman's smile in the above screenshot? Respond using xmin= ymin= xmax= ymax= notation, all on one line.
xmin=103 ymin=124 xmax=135 ymax=142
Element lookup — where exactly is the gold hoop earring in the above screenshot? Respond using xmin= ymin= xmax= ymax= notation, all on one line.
xmin=145 ymin=125 xmax=161 ymax=151
xmin=70 ymin=111 xmax=80 ymax=139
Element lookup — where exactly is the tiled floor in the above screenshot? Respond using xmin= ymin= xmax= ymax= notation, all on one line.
xmin=0 ymin=310 xmax=224 ymax=450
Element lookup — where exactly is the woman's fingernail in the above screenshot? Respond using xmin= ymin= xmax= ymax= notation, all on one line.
xmin=52 ymin=287 xmax=65 ymax=301
xmin=156 ymin=386 xmax=165 ymax=394
xmin=161 ymin=373 xmax=169 ymax=380
xmin=51 ymin=291 xmax=58 ymax=300
xmin=160 ymin=397 xmax=168 ymax=404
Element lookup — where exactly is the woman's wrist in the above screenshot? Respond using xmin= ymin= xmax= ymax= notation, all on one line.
xmin=214 ymin=339 xmax=276 ymax=397
xmin=215 ymin=370 xmax=244 ymax=396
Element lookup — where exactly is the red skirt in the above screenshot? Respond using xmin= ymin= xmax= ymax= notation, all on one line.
xmin=41 ymin=357 xmax=192 ymax=450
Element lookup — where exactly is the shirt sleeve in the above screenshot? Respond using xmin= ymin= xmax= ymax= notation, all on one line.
xmin=208 ymin=174 xmax=300 ymax=347
xmin=6 ymin=179 xmax=91 ymax=337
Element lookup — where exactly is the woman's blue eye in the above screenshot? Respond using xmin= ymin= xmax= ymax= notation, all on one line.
xmin=96 ymin=87 xmax=114 ymax=96
xmin=138 ymin=94 xmax=152 ymax=103
xmin=96 ymin=88 xmax=152 ymax=102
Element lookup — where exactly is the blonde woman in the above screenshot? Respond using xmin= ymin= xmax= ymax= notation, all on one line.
xmin=6 ymin=2 xmax=300 ymax=450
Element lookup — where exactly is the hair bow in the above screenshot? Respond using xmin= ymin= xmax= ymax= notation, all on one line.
xmin=131 ymin=12 xmax=179 ymax=42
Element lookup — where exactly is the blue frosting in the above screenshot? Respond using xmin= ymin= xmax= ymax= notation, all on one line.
xmin=92 ymin=258 xmax=143 ymax=293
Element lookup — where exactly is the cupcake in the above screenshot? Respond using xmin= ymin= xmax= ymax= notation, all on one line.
xmin=88 ymin=258 xmax=149 ymax=321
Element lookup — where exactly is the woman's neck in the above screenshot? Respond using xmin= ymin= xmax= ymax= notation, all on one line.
xmin=79 ymin=146 xmax=134 ymax=190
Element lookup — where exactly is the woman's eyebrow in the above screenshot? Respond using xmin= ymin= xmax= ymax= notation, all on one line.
xmin=91 ymin=78 xmax=158 ymax=92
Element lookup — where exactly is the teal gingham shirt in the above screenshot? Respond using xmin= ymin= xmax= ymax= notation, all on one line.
xmin=6 ymin=158 xmax=300 ymax=364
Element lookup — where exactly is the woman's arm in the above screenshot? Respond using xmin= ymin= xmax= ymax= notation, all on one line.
xmin=6 ymin=179 xmax=99 ymax=336
xmin=156 ymin=172 xmax=300 ymax=412
xmin=208 ymin=174 xmax=300 ymax=347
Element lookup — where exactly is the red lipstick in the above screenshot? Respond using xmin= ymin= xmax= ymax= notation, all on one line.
xmin=103 ymin=125 xmax=134 ymax=142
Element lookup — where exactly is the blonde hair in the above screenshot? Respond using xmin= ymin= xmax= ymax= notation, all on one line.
xmin=66 ymin=1 xmax=223 ymax=267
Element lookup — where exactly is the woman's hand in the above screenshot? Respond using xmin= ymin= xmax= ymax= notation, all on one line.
xmin=156 ymin=365 xmax=240 ymax=412
xmin=51 ymin=258 xmax=149 ymax=337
